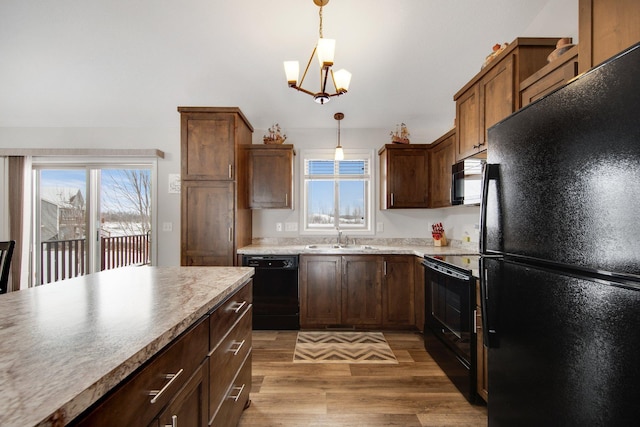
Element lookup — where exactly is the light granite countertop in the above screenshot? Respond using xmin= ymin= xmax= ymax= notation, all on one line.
xmin=0 ymin=266 xmax=254 ymax=427
xmin=237 ymin=243 xmax=478 ymax=257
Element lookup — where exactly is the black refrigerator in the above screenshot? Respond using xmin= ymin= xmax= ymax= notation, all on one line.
xmin=480 ymin=42 xmax=640 ymax=426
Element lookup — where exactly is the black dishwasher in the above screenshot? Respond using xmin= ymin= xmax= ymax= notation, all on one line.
xmin=241 ymin=255 xmax=299 ymax=330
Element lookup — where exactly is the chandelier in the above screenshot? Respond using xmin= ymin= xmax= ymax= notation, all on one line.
xmin=283 ymin=0 xmax=352 ymax=104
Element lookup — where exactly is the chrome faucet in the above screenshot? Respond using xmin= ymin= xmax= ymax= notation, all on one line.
xmin=337 ymin=229 xmax=342 ymax=246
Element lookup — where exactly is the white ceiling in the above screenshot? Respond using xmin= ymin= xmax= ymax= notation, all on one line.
xmin=0 ymin=0 xmax=577 ymax=143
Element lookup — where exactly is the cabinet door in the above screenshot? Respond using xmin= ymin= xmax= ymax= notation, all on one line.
xmin=481 ymin=54 xmax=515 ymax=145
xmin=248 ymin=146 xmax=293 ymax=209
xmin=181 ymin=180 xmax=234 ymax=266
xmin=521 ymin=50 xmax=579 ymax=107
xmin=382 ymin=255 xmax=415 ymax=328
xmin=181 ymin=113 xmax=236 ymax=180
xmin=455 ymin=85 xmax=482 ymax=161
xmin=429 ymin=131 xmax=456 ymax=208
xmin=385 ymin=147 xmax=429 ymax=208
xmin=300 ymin=256 xmax=342 ymax=327
xmin=578 ymin=0 xmax=640 ymax=74
xmin=341 ymin=255 xmax=382 ymax=326
xmin=155 ymin=362 xmax=208 ymax=427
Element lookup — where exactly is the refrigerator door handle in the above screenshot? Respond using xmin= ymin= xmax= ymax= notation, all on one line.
xmin=480 ymin=255 xmax=501 ymax=348
xmin=479 ymin=163 xmax=499 ymax=254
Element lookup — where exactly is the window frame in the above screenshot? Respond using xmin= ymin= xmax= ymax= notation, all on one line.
xmin=300 ymin=148 xmax=374 ymax=236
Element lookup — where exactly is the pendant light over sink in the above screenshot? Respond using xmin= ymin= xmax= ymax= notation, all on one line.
xmin=283 ymin=0 xmax=352 ymax=104
xmin=334 ymin=112 xmax=344 ymax=160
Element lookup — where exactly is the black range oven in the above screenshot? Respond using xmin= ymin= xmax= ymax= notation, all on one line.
xmin=422 ymin=254 xmax=479 ymax=403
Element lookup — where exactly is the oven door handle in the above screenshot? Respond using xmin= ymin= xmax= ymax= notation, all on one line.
xmin=421 ymin=260 xmax=470 ymax=281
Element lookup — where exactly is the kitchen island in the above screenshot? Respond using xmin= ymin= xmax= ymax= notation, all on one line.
xmin=0 ymin=266 xmax=254 ymax=427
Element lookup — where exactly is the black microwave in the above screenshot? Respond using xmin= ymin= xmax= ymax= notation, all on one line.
xmin=451 ymin=157 xmax=485 ymax=205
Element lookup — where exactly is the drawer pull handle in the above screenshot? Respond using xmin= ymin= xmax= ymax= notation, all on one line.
xmin=228 ymin=339 xmax=246 ymax=356
xmin=149 ymin=368 xmax=184 ymax=404
xmin=164 ymin=415 xmax=178 ymax=427
xmin=227 ymin=383 xmax=246 ymax=402
xmin=230 ymin=300 xmax=247 ymax=313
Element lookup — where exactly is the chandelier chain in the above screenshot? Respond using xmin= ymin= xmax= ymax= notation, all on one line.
xmin=318 ymin=4 xmax=323 ymax=38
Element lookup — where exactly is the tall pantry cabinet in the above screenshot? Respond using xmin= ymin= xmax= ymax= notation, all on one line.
xmin=178 ymin=107 xmax=253 ymax=266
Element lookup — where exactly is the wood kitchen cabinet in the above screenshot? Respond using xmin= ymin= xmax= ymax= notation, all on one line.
xmin=179 ymin=107 xmax=253 ymax=266
xmin=248 ymin=144 xmax=294 ymax=209
xmin=382 ymin=255 xmax=415 ymax=328
xmin=520 ymin=45 xmax=579 ymax=108
xmin=154 ymin=361 xmax=208 ymax=427
xmin=428 ymin=129 xmax=456 ymax=208
xmin=300 ymin=254 xmax=416 ymax=329
xmin=379 ymin=144 xmax=429 ymax=209
xmin=475 ymin=279 xmax=488 ymax=403
xmin=454 ymin=38 xmax=559 ymax=161
xmin=208 ymin=283 xmax=252 ymax=426
xmin=181 ymin=180 xmax=235 ymax=266
xmin=71 ymin=318 xmax=210 ymax=427
xmin=578 ymin=0 xmax=640 ymax=74
xmin=71 ymin=281 xmax=253 ymax=427
xmin=342 ymin=255 xmax=383 ymax=327
xmin=300 ymin=255 xmax=342 ymax=328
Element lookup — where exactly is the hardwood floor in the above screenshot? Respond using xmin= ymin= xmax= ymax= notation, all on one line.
xmin=239 ymin=331 xmax=487 ymax=427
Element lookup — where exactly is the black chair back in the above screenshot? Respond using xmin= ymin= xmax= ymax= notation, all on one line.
xmin=0 ymin=240 xmax=16 ymax=294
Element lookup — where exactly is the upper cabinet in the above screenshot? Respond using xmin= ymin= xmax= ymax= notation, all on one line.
xmin=180 ymin=107 xmax=253 ymax=181
xmin=520 ymin=45 xmax=579 ymax=108
xmin=578 ymin=0 xmax=640 ymax=74
xmin=453 ymin=38 xmax=559 ymax=161
xmin=379 ymin=144 xmax=429 ymax=209
xmin=247 ymin=144 xmax=295 ymax=209
xmin=428 ymin=128 xmax=456 ymax=209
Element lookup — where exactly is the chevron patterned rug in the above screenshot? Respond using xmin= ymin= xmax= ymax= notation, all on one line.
xmin=293 ymin=331 xmax=398 ymax=364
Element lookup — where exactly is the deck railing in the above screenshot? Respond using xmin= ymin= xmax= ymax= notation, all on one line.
xmin=40 ymin=234 xmax=150 ymax=284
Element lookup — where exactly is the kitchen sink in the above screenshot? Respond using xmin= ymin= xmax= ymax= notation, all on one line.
xmin=304 ymin=244 xmax=376 ymax=251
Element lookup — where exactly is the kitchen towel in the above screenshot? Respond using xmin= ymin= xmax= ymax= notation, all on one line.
xmin=293 ymin=331 xmax=398 ymax=364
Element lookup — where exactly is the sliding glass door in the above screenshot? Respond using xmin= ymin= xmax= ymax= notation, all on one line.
xmin=33 ymin=164 xmax=153 ymax=286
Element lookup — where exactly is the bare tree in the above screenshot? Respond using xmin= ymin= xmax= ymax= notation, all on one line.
xmin=101 ymin=169 xmax=151 ymax=236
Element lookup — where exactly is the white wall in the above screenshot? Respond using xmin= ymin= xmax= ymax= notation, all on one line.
xmin=250 ymin=127 xmax=481 ymax=243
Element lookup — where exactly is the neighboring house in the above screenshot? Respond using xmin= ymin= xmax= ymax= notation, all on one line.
xmin=40 ymin=187 xmax=85 ymax=241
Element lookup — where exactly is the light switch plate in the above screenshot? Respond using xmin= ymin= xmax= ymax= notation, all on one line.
xmin=162 ymin=222 xmax=173 ymax=232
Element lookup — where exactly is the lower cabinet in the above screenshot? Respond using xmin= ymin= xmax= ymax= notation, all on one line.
xmin=382 ymin=255 xmax=415 ymax=328
xmin=71 ymin=281 xmax=252 ymax=427
xmin=207 ymin=286 xmax=253 ymax=426
xmin=300 ymin=255 xmax=342 ymax=327
xmin=300 ymin=254 xmax=415 ymax=329
xmin=155 ymin=361 xmax=209 ymax=427
xmin=342 ymin=255 xmax=383 ymax=327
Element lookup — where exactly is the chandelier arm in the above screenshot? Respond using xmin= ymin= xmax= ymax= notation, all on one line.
xmin=292 ymin=86 xmax=317 ymax=97
xmin=320 ymin=66 xmax=330 ymax=95
xmin=298 ymin=46 xmax=317 ymax=90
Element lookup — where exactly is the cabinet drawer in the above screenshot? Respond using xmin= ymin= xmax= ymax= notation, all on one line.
xmin=209 ymin=282 xmax=252 ymax=350
xmin=209 ymin=351 xmax=252 ymax=427
xmin=208 ymin=307 xmax=252 ymax=423
xmin=72 ymin=318 xmax=209 ymax=427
